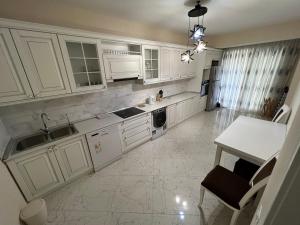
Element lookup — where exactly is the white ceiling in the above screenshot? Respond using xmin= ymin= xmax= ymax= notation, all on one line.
xmin=59 ymin=0 xmax=300 ymax=35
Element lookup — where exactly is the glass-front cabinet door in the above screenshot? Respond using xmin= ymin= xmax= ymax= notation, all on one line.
xmin=59 ymin=35 xmax=106 ymax=92
xmin=142 ymin=45 xmax=160 ymax=84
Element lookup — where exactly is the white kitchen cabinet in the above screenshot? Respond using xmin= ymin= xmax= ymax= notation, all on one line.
xmin=167 ymin=104 xmax=177 ymax=128
xmin=6 ymin=147 xmax=65 ymax=201
xmin=142 ymin=45 xmax=160 ymax=84
xmin=7 ymin=135 xmax=92 ymax=201
xmin=184 ymin=98 xmax=194 ymax=119
xmin=11 ymin=29 xmax=71 ymax=98
xmin=179 ymin=49 xmax=196 ymax=79
xmin=172 ymin=49 xmax=182 ymax=80
xmin=58 ymin=35 xmax=106 ymax=92
xmin=0 ymin=28 xmax=34 ymax=104
xmin=54 ymin=136 xmax=92 ymax=181
xmin=121 ymin=113 xmax=152 ymax=152
xmin=176 ymin=101 xmax=185 ymax=124
xmin=103 ymin=54 xmax=142 ymax=81
xmin=160 ymin=47 xmax=172 ymax=81
xmin=86 ymin=124 xmax=123 ymax=171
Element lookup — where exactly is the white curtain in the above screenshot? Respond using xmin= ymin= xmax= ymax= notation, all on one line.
xmin=218 ymin=39 xmax=300 ymax=115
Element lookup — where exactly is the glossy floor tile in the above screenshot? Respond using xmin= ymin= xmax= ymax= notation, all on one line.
xmin=45 ymin=109 xmax=255 ymax=225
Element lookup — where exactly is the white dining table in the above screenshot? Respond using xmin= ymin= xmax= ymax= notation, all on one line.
xmin=214 ymin=115 xmax=287 ymax=167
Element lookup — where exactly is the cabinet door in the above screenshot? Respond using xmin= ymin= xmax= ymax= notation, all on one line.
xmin=160 ymin=47 xmax=171 ymax=81
xmin=0 ymin=28 xmax=33 ymax=103
xmin=171 ymin=49 xmax=181 ymax=80
xmin=103 ymin=55 xmax=142 ymax=81
xmin=54 ymin=136 xmax=92 ymax=181
xmin=11 ymin=29 xmax=71 ymax=98
xmin=87 ymin=124 xmax=122 ymax=170
xmin=7 ymin=147 xmax=64 ymax=201
xmin=183 ymin=98 xmax=193 ymax=119
xmin=176 ymin=101 xmax=184 ymax=124
xmin=167 ymin=104 xmax=177 ymax=128
xmin=142 ymin=45 xmax=160 ymax=84
xmin=59 ymin=35 xmax=107 ymax=92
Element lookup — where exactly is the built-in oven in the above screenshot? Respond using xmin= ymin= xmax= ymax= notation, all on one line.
xmin=152 ymin=107 xmax=167 ymax=139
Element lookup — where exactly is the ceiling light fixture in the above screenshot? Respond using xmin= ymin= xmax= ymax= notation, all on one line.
xmin=194 ymin=40 xmax=207 ymax=53
xmin=182 ymin=0 xmax=208 ymax=62
xmin=181 ymin=49 xmax=194 ymax=63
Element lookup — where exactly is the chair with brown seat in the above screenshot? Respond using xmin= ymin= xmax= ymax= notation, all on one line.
xmin=199 ymin=153 xmax=278 ymax=225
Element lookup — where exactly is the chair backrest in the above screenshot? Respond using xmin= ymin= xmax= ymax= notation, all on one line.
xmin=239 ymin=152 xmax=279 ymax=208
xmin=272 ymin=104 xmax=291 ymax=123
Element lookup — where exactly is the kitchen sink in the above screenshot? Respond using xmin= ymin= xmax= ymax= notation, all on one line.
xmin=16 ymin=133 xmax=49 ymax=151
xmin=15 ymin=125 xmax=78 ymax=152
xmin=49 ymin=125 xmax=77 ymax=140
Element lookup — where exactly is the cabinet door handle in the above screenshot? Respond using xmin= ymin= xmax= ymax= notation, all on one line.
xmin=48 ymin=146 xmax=53 ymax=153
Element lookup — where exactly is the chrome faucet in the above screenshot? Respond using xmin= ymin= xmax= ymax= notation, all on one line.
xmin=40 ymin=113 xmax=51 ymax=134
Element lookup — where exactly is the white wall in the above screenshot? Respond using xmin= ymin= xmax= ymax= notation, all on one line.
xmin=250 ymin=66 xmax=300 ymax=224
xmin=0 ymin=0 xmax=186 ymax=45
xmin=0 ymin=160 xmax=26 ymax=225
xmin=187 ymin=53 xmax=206 ymax=92
xmin=285 ymin=59 xmax=300 ymax=131
xmin=207 ymin=20 xmax=300 ymax=48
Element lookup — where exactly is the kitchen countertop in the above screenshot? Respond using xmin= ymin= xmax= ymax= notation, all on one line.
xmin=4 ymin=92 xmax=202 ymax=161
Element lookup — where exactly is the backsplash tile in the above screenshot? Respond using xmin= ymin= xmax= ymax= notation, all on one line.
xmin=0 ymin=80 xmax=188 ymax=137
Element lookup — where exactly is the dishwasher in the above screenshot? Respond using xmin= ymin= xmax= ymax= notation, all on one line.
xmin=86 ymin=124 xmax=123 ymax=171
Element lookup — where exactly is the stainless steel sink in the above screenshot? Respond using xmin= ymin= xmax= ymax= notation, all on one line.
xmin=15 ymin=125 xmax=78 ymax=152
xmin=16 ymin=134 xmax=49 ymax=151
xmin=49 ymin=125 xmax=77 ymax=140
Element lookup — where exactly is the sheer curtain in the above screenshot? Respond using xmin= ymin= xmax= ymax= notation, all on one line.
xmin=218 ymin=39 xmax=300 ymax=115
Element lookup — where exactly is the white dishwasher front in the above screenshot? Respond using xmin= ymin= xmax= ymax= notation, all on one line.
xmin=86 ymin=124 xmax=122 ymax=171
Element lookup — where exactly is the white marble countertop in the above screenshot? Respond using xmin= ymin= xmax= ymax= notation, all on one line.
xmin=74 ymin=92 xmax=200 ymax=134
xmin=4 ymin=92 xmax=201 ymax=160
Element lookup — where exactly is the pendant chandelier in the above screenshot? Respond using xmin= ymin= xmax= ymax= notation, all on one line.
xmin=181 ymin=0 xmax=207 ymax=63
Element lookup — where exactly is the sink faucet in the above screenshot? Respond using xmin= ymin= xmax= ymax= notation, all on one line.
xmin=40 ymin=113 xmax=51 ymax=134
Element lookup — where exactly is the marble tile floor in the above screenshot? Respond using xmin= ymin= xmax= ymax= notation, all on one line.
xmin=45 ymin=109 xmax=256 ymax=225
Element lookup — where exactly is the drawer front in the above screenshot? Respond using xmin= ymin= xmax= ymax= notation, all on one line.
xmin=123 ymin=128 xmax=151 ymax=151
xmin=122 ymin=120 xmax=151 ymax=138
xmin=122 ymin=113 xmax=151 ymax=129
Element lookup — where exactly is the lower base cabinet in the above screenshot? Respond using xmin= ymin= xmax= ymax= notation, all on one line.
xmin=167 ymin=104 xmax=177 ymax=128
xmin=6 ymin=135 xmax=92 ymax=201
xmin=54 ymin=136 xmax=92 ymax=182
xmin=174 ymin=96 xmax=206 ymax=125
xmin=121 ymin=113 xmax=152 ymax=152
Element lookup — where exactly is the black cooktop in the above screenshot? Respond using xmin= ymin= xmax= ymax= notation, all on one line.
xmin=113 ymin=107 xmax=145 ymax=119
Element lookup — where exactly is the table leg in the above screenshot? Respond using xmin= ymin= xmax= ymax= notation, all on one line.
xmin=214 ymin=146 xmax=222 ymax=167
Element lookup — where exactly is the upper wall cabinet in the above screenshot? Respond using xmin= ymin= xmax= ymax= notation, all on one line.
xmin=142 ymin=45 xmax=160 ymax=84
xmin=11 ymin=29 xmax=71 ymax=98
xmin=179 ymin=48 xmax=196 ymax=78
xmin=160 ymin=47 xmax=183 ymax=82
xmin=160 ymin=47 xmax=172 ymax=81
xmin=0 ymin=28 xmax=33 ymax=104
xmin=58 ymin=35 xmax=106 ymax=92
xmin=172 ymin=49 xmax=182 ymax=80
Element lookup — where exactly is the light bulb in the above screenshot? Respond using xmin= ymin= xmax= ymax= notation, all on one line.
xmin=194 ymin=40 xmax=206 ymax=53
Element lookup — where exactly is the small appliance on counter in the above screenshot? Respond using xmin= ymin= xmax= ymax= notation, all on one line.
xmin=146 ymin=95 xmax=155 ymax=105
xmin=152 ymin=107 xmax=167 ymax=139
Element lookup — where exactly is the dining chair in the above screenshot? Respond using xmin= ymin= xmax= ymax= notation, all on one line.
xmin=198 ymin=153 xmax=278 ymax=225
xmin=272 ymin=104 xmax=291 ymax=123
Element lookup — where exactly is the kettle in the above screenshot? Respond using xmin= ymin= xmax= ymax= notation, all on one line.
xmin=147 ymin=95 xmax=155 ymax=105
